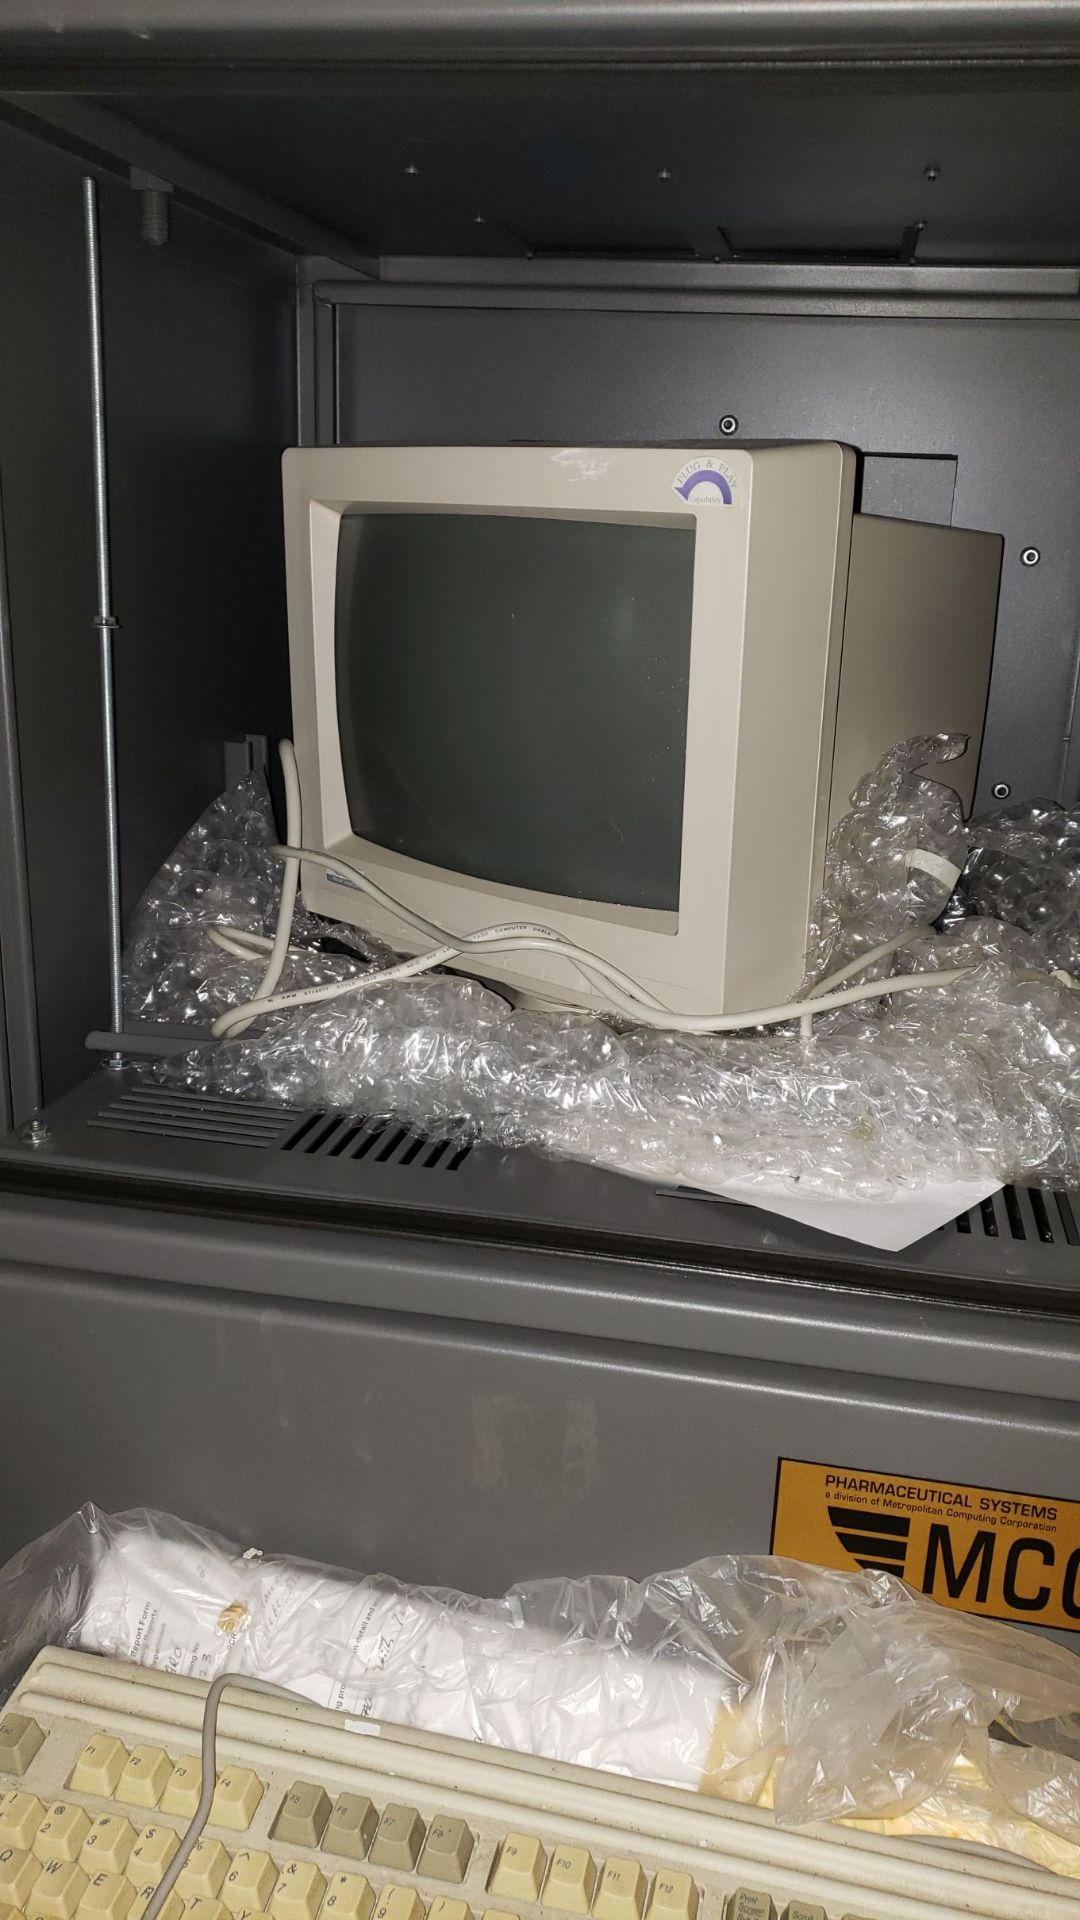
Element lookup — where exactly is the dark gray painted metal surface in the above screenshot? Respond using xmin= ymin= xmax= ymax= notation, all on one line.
xmin=0 ymin=100 xmax=376 ymax=275
xmin=0 ymin=469 xmax=41 ymax=1130
xmin=334 ymin=293 xmax=1080 ymax=810
xmin=2 ymin=1 xmax=1080 ymax=66
xmin=66 ymin=72 xmax=1080 ymax=267
xmin=0 ymin=116 xmax=294 ymax=1102
xmin=3 ymin=1246 xmax=1080 ymax=1625
xmin=2 ymin=1073 xmax=1078 ymax=1314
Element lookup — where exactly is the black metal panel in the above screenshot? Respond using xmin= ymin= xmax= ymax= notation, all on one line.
xmin=334 ymin=296 xmax=1080 ymax=809
xmin=67 ymin=72 xmax=1080 ymax=266
xmin=0 ymin=116 xmax=294 ymax=1106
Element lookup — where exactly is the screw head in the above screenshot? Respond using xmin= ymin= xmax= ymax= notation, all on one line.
xmin=992 ymin=782 xmax=1012 ymax=800
xmin=404 ymin=162 xmax=420 ymax=177
xmin=719 ymin=415 xmax=739 ymax=436
xmin=1021 ymin=546 xmax=1041 ymax=566
xmin=924 ymin=163 xmax=941 ymax=183
xmin=656 ymin=166 xmax=672 ymax=182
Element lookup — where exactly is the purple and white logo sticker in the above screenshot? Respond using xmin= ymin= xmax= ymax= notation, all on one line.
xmin=672 ymin=458 xmax=738 ymax=504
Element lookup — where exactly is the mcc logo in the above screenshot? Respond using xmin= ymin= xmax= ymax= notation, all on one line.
xmin=772 ymin=1459 xmax=1080 ymax=1630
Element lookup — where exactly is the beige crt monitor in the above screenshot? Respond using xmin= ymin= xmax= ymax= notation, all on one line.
xmin=283 ymin=443 xmax=1001 ymax=1019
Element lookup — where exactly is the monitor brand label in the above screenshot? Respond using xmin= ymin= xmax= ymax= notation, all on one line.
xmin=772 ymin=1456 xmax=1080 ymax=1630
xmin=671 ymin=458 xmax=738 ymax=504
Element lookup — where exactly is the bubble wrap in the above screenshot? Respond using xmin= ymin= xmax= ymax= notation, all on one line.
xmin=124 ymin=737 xmax=1080 ymax=1198
xmin=953 ymin=797 xmax=1080 ymax=983
xmin=7 ymin=1505 xmax=1080 ymax=1877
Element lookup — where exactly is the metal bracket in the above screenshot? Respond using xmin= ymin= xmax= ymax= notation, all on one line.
xmin=86 ymin=1023 xmax=216 ymax=1058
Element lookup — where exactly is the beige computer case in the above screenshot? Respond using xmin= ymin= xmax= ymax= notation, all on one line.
xmin=831 ymin=512 xmax=1003 ymax=826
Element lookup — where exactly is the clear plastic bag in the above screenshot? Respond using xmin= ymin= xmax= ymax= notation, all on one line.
xmin=6 ymin=1506 xmax=1080 ymax=1876
xmin=123 ymin=737 xmax=1080 ymax=1202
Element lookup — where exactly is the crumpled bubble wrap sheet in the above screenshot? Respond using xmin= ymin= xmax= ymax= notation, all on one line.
xmin=5 ymin=1505 xmax=1080 ymax=1878
xmin=124 ymin=736 xmax=1080 ymax=1203
xmin=952 ymin=796 xmax=1080 ymax=983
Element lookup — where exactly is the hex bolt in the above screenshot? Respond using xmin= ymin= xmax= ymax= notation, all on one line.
xmin=21 ymin=1115 xmax=50 ymax=1147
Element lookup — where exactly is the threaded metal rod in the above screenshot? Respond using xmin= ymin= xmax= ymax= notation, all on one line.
xmin=82 ymin=175 xmax=125 ymax=1058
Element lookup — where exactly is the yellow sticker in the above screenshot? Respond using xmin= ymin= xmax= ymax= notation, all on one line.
xmin=771 ymin=1458 xmax=1080 ymax=1631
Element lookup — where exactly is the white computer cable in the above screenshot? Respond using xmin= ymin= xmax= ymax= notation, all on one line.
xmin=210 ymin=740 xmax=978 ymax=1042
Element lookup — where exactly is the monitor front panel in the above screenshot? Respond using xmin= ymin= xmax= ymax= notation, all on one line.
xmin=283 ymin=443 xmax=844 ymax=1016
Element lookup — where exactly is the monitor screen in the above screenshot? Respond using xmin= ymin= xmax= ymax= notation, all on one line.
xmin=334 ymin=511 xmax=695 ymax=911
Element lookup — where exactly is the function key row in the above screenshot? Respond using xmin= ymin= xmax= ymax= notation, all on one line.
xmin=726 ymin=1895 xmax=875 ymax=1920
xmin=489 ymin=1836 xmax=696 ymax=1920
xmin=68 ymin=1745 xmax=260 ymax=1835
xmin=273 ymin=1795 xmax=469 ymax=1888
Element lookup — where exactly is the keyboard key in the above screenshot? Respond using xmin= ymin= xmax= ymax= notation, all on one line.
xmin=323 ymin=1796 xmax=377 ymax=1862
xmin=419 ymin=1817 xmax=473 ymax=1884
xmin=270 ymin=1859 xmax=326 ymax=1920
xmin=78 ymin=1870 xmax=136 ymax=1920
xmin=371 ymin=1890 xmax=423 ymax=1920
xmin=0 ymin=1715 xmax=44 ymax=1776
xmin=128 ymin=1887 xmax=183 ymax=1920
xmin=543 ymin=1847 xmax=595 ymax=1914
xmin=188 ymin=1901 xmax=231 ymax=1920
xmin=222 ymin=1849 xmax=278 ymax=1913
xmin=126 ymin=1827 xmax=179 ymax=1886
xmin=0 ymin=1789 xmax=45 ymax=1850
xmin=783 ymin=1907 xmax=826 ymax=1920
xmin=727 ymin=1897 xmax=775 ymax=1920
xmin=178 ymin=1839 xmax=232 ymax=1901
xmin=115 ymin=1749 xmax=172 ymax=1812
xmin=646 ymin=1875 xmax=697 ymax=1920
xmin=36 ymin=1807 xmax=92 ymax=1865
xmin=594 ymin=1859 xmax=646 ymax=1920
xmin=488 ymin=1835 xmax=545 ymax=1903
xmin=0 ymin=1845 xmax=44 ymax=1905
xmin=427 ymin=1902 xmax=471 ymax=1920
xmin=212 ymin=1769 xmax=264 ymax=1834
xmin=160 ymin=1757 xmax=202 ymax=1819
xmin=368 ymin=1807 xmax=424 ymax=1874
xmin=69 ymin=1738 xmax=128 ymax=1799
xmin=81 ymin=1821 xmax=136 ymax=1877
xmin=273 ymin=1786 xmax=332 ymax=1851
xmin=320 ymin=1871 xmax=374 ymax=1920
xmin=27 ymin=1858 xmax=90 ymax=1920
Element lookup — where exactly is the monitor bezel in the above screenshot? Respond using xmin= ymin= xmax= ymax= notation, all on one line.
xmin=283 ymin=443 xmax=851 ymax=1016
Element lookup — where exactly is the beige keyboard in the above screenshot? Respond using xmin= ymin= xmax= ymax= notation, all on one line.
xmin=0 ymin=1652 xmax=1074 ymax=1920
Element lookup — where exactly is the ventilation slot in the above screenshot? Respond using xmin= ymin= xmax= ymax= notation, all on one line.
xmin=953 ymin=1185 xmax=1079 ymax=1244
xmin=279 ymin=1113 xmax=475 ymax=1171
xmin=91 ymin=1087 xmax=300 ymax=1146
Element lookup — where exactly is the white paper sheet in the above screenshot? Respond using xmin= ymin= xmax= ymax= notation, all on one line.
xmin=713 ymin=1173 xmax=1002 ymax=1250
